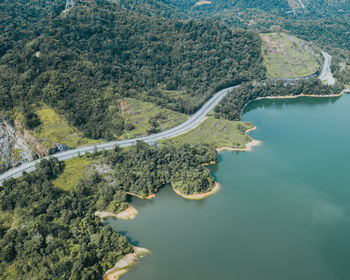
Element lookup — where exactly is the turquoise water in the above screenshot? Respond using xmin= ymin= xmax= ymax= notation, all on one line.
xmin=108 ymin=94 xmax=350 ymax=280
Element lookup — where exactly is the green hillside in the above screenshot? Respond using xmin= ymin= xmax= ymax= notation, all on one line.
xmin=261 ymin=33 xmax=319 ymax=78
xmin=0 ymin=0 xmax=265 ymax=140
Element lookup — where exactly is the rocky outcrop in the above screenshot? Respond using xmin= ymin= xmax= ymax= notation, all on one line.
xmin=0 ymin=117 xmax=33 ymax=173
xmin=0 ymin=116 xmax=71 ymax=174
xmin=14 ymin=117 xmax=48 ymax=158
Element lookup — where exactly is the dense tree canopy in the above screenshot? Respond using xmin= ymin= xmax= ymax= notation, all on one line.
xmin=214 ymin=79 xmax=342 ymax=121
xmin=0 ymin=158 xmax=133 ymax=279
xmin=0 ymin=143 xmax=217 ymax=278
xmin=0 ymin=0 xmax=265 ymax=140
xmin=104 ymin=142 xmax=217 ymax=197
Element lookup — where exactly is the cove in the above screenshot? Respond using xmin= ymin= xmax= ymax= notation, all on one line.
xmin=107 ymin=94 xmax=350 ymax=280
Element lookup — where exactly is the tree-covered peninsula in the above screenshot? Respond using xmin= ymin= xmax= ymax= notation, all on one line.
xmin=0 ymin=143 xmax=217 ymax=279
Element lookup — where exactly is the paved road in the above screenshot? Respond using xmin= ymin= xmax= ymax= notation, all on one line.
xmin=297 ymin=0 xmax=306 ymax=10
xmin=0 ymin=51 xmax=336 ymax=184
xmin=319 ymin=51 xmax=336 ymax=85
xmin=0 ymin=86 xmax=236 ymax=183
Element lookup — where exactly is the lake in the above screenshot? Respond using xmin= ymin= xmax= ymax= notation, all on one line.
xmin=107 ymin=94 xmax=350 ymax=280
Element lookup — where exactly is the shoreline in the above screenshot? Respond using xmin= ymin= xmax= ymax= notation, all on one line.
xmin=203 ymin=160 xmax=217 ymax=166
xmin=103 ymin=246 xmax=150 ymax=280
xmin=245 ymin=125 xmax=257 ymax=134
xmin=240 ymin=91 xmax=346 ymax=119
xmin=216 ymin=139 xmax=262 ymax=152
xmin=215 ymin=125 xmax=261 ymax=153
xmin=95 ymin=206 xmax=138 ymax=221
xmin=256 ymin=91 xmax=344 ymax=100
xmin=172 ymin=182 xmax=220 ymax=200
xmin=233 ymin=91 xmax=348 ymax=152
xmin=126 ymin=191 xmax=156 ymax=200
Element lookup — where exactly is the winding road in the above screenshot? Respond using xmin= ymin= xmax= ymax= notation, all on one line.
xmin=0 ymin=52 xmax=336 ymax=184
xmin=319 ymin=51 xmax=335 ymax=85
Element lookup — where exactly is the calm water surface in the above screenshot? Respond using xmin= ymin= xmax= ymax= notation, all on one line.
xmin=108 ymin=94 xmax=350 ymax=280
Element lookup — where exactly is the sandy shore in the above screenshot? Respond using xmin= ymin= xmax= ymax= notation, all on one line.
xmin=255 ymin=91 xmax=344 ymax=101
xmin=245 ymin=125 xmax=257 ymax=133
xmin=103 ymin=247 xmax=150 ymax=280
xmin=172 ymin=182 xmax=220 ymax=200
xmin=95 ymin=206 xmax=138 ymax=221
xmin=126 ymin=192 xmax=156 ymax=200
xmin=217 ymin=139 xmax=262 ymax=153
xmin=203 ymin=160 xmax=217 ymax=166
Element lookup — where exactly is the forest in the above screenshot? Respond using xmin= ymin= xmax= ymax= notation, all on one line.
xmin=133 ymin=0 xmax=350 ymax=86
xmin=103 ymin=142 xmax=217 ymax=198
xmin=1 ymin=0 xmax=349 ymax=279
xmin=0 ymin=143 xmax=217 ymax=279
xmin=1 ymin=0 xmax=348 ymax=142
xmin=0 ymin=0 xmax=265 ymax=140
xmin=0 ymin=158 xmax=133 ymax=279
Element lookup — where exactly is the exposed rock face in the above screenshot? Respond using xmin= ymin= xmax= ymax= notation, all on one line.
xmin=0 ymin=116 xmax=71 ymax=174
xmin=0 ymin=117 xmax=33 ymax=173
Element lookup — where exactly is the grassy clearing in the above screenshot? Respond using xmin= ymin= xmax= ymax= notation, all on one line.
xmin=119 ymin=98 xmax=188 ymax=139
xmin=261 ymin=33 xmax=319 ymax=78
xmin=163 ymin=116 xmax=253 ymax=148
xmin=53 ymin=157 xmax=96 ymax=191
xmin=20 ymin=106 xmax=100 ymax=148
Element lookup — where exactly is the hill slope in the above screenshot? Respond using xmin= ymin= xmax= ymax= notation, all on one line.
xmin=0 ymin=0 xmax=265 ymax=140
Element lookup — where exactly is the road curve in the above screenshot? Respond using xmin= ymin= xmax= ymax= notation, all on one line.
xmin=319 ymin=51 xmax=335 ymax=85
xmin=0 ymin=52 xmax=336 ymax=184
xmin=0 ymin=86 xmax=237 ymax=183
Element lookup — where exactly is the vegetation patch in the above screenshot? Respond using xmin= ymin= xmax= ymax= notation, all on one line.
xmin=261 ymin=33 xmax=320 ymax=78
xmin=53 ymin=156 xmax=96 ymax=191
xmin=0 ymin=159 xmax=133 ymax=280
xmin=214 ymin=79 xmax=340 ymax=121
xmin=103 ymin=143 xmax=217 ymax=197
xmin=11 ymin=149 xmax=23 ymax=162
xmin=19 ymin=106 xmax=100 ymax=149
xmin=0 ymin=0 xmax=265 ymax=140
xmin=0 ymin=143 xmax=217 ymax=279
xmin=164 ymin=116 xmax=253 ymax=149
xmin=119 ymin=98 xmax=188 ymax=139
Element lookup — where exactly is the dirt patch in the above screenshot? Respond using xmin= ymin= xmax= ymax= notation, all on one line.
xmin=261 ymin=34 xmax=286 ymax=54
xmin=120 ymin=100 xmax=134 ymax=115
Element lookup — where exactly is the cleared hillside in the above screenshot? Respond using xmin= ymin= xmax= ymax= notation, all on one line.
xmin=261 ymin=33 xmax=320 ymax=78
